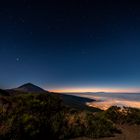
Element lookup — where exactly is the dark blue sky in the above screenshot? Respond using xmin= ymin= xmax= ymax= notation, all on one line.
xmin=1 ymin=0 xmax=140 ymax=92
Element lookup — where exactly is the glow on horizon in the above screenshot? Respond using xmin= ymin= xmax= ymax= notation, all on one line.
xmin=50 ymin=87 xmax=140 ymax=93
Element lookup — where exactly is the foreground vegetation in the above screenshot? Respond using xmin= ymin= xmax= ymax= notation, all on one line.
xmin=104 ymin=106 xmax=140 ymax=124
xmin=0 ymin=93 xmax=119 ymax=140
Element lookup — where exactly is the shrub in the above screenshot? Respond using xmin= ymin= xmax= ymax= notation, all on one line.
xmin=0 ymin=94 xmax=119 ymax=140
xmin=104 ymin=106 xmax=140 ymax=124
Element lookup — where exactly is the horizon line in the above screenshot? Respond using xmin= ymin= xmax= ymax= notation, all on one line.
xmin=49 ymin=87 xmax=140 ymax=93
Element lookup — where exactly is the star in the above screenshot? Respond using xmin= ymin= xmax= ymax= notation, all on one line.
xmin=16 ymin=58 xmax=20 ymax=62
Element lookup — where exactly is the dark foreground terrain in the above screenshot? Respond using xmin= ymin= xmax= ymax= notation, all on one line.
xmin=0 ymin=84 xmax=140 ymax=140
xmin=71 ymin=125 xmax=140 ymax=140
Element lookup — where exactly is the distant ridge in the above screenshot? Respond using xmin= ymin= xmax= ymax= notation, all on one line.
xmin=13 ymin=83 xmax=47 ymax=93
xmin=84 ymin=92 xmax=106 ymax=94
xmin=4 ymin=83 xmax=101 ymax=112
xmin=0 ymin=89 xmax=10 ymax=96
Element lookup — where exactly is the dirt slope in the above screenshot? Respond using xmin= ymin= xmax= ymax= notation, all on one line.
xmin=71 ymin=124 xmax=140 ymax=140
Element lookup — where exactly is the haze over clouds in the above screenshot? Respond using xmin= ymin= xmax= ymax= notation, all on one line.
xmin=67 ymin=92 xmax=140 ymax=110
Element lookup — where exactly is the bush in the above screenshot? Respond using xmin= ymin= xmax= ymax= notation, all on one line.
xmin=104 ymin=106 xmax=140 ymax=124
xmin=0 ymin=94 xmax=119 ymax=140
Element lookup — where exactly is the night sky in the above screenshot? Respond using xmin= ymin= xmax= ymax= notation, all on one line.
xmin=1 ymin=0 xmax=140 ymax=92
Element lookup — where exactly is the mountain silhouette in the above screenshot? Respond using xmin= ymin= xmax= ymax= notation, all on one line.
xmin=0 ymin=89 xmax=9 ymax=96
xmin=14 ymin=83 xmax=47 ymax=93
xmin=5 ymin=83 xmax=101 ymax=112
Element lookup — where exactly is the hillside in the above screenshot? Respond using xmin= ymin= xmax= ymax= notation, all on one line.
xmin=6 ymin=83 xmax=101 ymax=112
xmin=0 ymin=89 xmax=9 ymax=96
xmin=57 ymin=93 xmax=101 ymax=112
xmin=0 ymin=92 xmax=119 ymax=140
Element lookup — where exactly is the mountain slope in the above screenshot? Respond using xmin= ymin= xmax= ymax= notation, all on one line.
xmin=54 ymin=93 xmax=101 ymax=112
xmin=0 ymin=89 xmax=9 ymax=96
xmin=13 ymin=83 xmax=47 ymax=93
xmin=8 ymin=83 xmax=101 ymax=112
